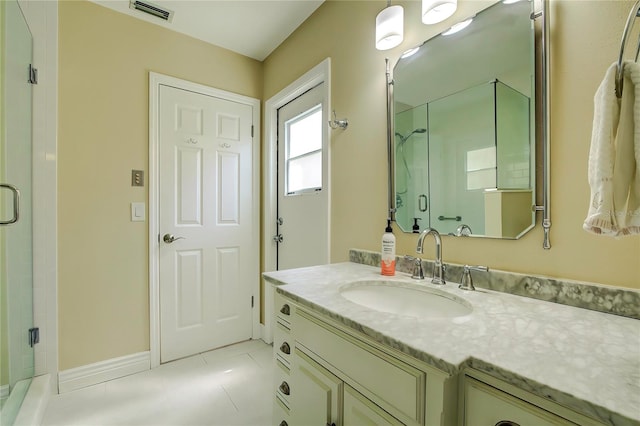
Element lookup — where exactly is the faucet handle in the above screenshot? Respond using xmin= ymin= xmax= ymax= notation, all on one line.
xmin=459 ymin=265 xmax=489 ymax=291
xmin=404 ymin=255 xmax=425 ymax=280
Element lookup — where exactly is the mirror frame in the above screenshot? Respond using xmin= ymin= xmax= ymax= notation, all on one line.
xmin=385 ymin=0 xmax=550 ymax=248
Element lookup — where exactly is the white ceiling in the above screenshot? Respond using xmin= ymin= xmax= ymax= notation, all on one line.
xmin=90 ymin=0 xmax=325 ymax=61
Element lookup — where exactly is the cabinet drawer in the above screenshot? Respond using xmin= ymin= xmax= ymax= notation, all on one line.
xmin=296 ymin=309 xmax=425 ymax=424
xmin=275 ymin=291 xmax=293 ymax=325
xmin=273 ymin=393 xmax=290 ymax=426
xmin=275 ymin=359 xmax=291 ymax=406
xmin=274 ymin=321 xmax=293 ymax=368
xmin=463 ymin=377 xmax=575 ymax=426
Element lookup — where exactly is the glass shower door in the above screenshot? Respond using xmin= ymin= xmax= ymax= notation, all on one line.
xmin=0 ymin=0 xmax=35 ymax=422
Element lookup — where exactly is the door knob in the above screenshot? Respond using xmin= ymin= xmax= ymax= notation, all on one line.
xmin=163 ymin=234 xmax=185 ymax=244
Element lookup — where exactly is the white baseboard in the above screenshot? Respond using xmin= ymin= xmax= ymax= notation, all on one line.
xmin=260 ymin=324 xmax=272 ymax=345
xmin=58 ymin=351 xmax=150 ymax=393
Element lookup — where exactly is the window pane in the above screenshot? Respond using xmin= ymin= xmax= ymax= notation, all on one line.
xmin=287 ymin=152 xmax=322 ymax=193
xmin=287 ymin=106 xmax=322 ymax=159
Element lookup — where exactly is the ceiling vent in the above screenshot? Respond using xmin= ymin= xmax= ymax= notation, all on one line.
xmin=129 ymin=0 xmax=174 ymax=22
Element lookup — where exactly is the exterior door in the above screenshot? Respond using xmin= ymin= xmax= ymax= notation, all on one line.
xmin=158 ymin=84 xmax=254 ymax=363
xmin=276 ymin=83 xmax=329 ymax=270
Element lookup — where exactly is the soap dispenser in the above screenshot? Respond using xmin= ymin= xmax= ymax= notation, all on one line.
xmin=381 ymin=220 xmax=396 ymax=276
xmin=412 ymin=218 xmax=421 ymax=233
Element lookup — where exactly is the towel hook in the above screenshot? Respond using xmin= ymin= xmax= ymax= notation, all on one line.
xmin=328 ymin=110 xmax=348 ymax=130
xmin=615 ymin=0 xmax=640 ymax=98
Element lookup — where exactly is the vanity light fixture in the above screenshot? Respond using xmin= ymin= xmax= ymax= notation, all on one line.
xmin=422 ymin=0 xmax=457 ymax=25
xmin=375 ymin=1 xmax=404 ymax=50
xmin=442 ymin=17 xmax=473 ymax=35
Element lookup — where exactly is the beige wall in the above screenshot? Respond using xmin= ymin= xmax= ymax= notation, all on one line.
xmin=263 ymin=0 xmax=640 ymax=290
xmin=58 ymin=1 xmax=262 ymax=370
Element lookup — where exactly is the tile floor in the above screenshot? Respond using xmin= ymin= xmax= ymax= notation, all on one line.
xmin=42 ymin=340 xmax=274 ymax=426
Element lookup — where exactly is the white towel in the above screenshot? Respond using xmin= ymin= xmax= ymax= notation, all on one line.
xmin=615 ymin=61 xmax=640 ymax=235
xmin=584 ymin=63 xmax=620 ymax=235
xmin=584 ymin=61 xmax=640 ymax=236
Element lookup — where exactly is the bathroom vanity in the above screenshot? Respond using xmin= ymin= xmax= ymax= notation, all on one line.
xmin=264 ymin=262 xmax=640 ymax=426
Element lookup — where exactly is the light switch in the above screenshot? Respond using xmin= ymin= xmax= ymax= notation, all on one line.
xmin=131 ymin=202 xmax=145 ymax=222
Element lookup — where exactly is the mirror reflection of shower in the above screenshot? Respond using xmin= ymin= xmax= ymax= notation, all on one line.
xmin=395 ymin=128 xmax=426 ymax=184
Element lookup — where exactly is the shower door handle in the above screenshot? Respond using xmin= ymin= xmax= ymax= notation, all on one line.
xmin=0 ymin=184 xmax=20 ymax=225
xmin=418 ymin=194 xmax=428 ymax=212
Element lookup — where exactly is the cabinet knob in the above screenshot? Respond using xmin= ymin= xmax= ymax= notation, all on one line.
xmin=280 ymin=304 xmax=290 ymax=315
xmin=280 ymin=342 xmax=291 ymax=355
xmin=279 ymin=421 xmax=288 ymax=426
xmin=279 ymin=381 xmax=290 ymax=395
xmin=326 ymin=423 xmax=336 ymax=426
xmin=495 ymin=422 xmax=521 ymax=426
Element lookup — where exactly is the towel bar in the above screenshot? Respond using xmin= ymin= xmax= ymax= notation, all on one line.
xmin=615 ymin=0 xmax=640 ymax=98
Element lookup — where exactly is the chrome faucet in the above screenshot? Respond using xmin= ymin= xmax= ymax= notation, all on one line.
xmin=416 ymin=228 xmax=445 ymax=285
xmin=455 ymin=224 xmax=472 ymax=236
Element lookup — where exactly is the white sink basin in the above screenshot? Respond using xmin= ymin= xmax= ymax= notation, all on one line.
xmin=339 ymin=280 xmax=472 ymax=319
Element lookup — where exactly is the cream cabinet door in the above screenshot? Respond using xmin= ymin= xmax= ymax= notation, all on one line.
xmin=291 ymin=347 xmax=342 ymax=426
xmin=344 ymin=385 xmax=404 ymax=426
xmin=464 ymin=377 xmax=576 ymax=426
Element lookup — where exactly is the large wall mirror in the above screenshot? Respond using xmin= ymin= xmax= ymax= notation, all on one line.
xmin=393 ymin=0 xmax=536 ymax=239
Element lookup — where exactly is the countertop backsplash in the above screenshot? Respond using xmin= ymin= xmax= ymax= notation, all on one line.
xmin=349 ymin=248 xmax=640 ymax=320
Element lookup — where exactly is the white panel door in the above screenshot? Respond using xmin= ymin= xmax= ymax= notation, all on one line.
xmin=159 ymin=84 xmax=253 ymax=363
xmin=277 ymin=83 xmax=329 ymax=270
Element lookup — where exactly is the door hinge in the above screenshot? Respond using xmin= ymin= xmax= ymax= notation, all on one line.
xmin=251 ymin=295 xmax=254 ymax=308
xmin=28 ymin=64 xmax=38 ymax=85
xmin=251 ymin=125 xmax=254 ymax=138
xmin=28 ymin=327 xmax=40 ymax=347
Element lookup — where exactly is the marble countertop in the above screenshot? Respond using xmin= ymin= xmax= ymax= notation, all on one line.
xmin=263 ymin=262 xmax=640 ymax=426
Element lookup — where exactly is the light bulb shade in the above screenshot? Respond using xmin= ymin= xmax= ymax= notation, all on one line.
xmin=422 ymin=0 xmax=457 ymax=25
xmin=375 ymin=5 xmax=404 ymax=50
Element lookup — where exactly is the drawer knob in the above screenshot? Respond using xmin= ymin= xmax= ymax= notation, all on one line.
xmin=280 ymin=304 xmax=290 ymax=315
xmin=280 ymin=342 xmax=291 ymax=354
xmin=279 ymin=421 xmax=288 ymax=426
xmin=495 ymin=422 xmax=520 ymax=426
xmin=279 ymin=381 xmax=290 ymax=395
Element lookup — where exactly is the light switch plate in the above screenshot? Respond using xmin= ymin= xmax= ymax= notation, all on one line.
xmin=131 ymin=170 xmax=144 ymax=187
xmin=131 ymin=202 xmax=145 ymax=222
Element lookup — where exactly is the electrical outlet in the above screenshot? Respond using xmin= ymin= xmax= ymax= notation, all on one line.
xmin=131 ymin=170 xmax=144 ymax=187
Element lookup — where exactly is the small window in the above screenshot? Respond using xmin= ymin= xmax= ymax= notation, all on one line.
xmin=466 ymin=146 xmax=497 ymax=190
xmin=285 ymin=104 xmax=322 ymax=195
